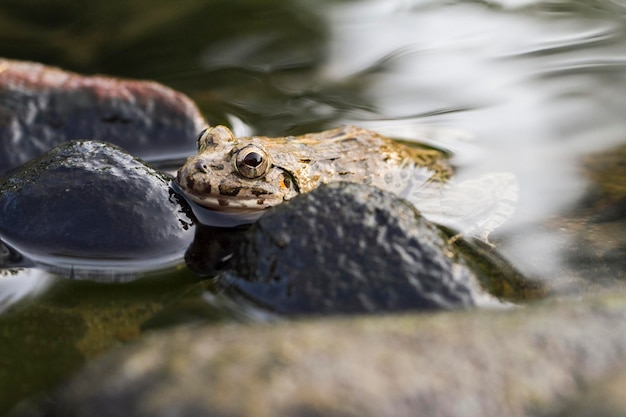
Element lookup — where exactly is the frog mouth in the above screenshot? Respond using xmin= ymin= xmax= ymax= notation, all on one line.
xmin=188 ymin=193 xmax=275 ymax=212
xmin=172 ymin=182 xmax=280 ymax=213
xmin=171 ymin=181 xmax=267 ymax=226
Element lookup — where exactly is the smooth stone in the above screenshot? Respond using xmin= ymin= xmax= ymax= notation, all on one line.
xmin=0 ymin=140 xmax=194 ymax=275
xmin=23 ymin=291 xmax=626 ymax=417
xmin=218 ymin=182 xmax=497 ymax=315
xmin=0 ymin=58 xmax=206 ymax=176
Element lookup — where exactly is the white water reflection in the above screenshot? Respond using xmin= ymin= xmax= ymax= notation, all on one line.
xmin=307 ymin=0 xmax=626 ymax=285
xmin=0 ymin=269 xmax=54 ymax=313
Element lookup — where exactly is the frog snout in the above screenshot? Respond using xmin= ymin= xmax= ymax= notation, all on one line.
xmin=194 ymin=159 xmax=210 ymax=174
xmin=189 ymin=157 xmax=228 ymax=174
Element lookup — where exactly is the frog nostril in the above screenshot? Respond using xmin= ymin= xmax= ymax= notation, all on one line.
xmin=195 ymin=160 xmax=210 ymax=173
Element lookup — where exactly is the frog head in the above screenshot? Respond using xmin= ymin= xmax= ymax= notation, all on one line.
xmin=176 ymin=126 xmax=299 ymax=211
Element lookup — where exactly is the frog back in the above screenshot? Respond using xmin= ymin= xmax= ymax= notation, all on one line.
xmin=263 ymin=125 xmax=452 ymax=197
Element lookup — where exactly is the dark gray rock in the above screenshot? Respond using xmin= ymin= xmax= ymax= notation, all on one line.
xmin=0 ymin=58 xmax=206 ymax=176
xmin=219 ymin=182 xmax=496 ymax=315
xmin=0 ymin=140 xmax=194 ymax=274
xmin=20 ymin=291 xmax=626 ymax=417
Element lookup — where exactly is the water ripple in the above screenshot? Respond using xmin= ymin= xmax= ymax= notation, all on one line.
xmin=505 ymin=25 xmax=620 ymax=58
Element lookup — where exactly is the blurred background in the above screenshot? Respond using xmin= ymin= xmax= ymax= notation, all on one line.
xmin=0 ymin=0 xmax=625 ymax=287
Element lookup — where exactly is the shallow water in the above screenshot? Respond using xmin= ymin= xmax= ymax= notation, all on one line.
xmin=0 ymin=0 xmax=626 ymax=410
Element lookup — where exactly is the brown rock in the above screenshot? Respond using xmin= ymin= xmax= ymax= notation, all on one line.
xmin=0 ymin=58 xmax=206 ymax=176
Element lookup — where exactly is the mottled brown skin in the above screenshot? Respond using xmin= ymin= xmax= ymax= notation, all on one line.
xmin=176 ymin=125 xmax=452 ymax=212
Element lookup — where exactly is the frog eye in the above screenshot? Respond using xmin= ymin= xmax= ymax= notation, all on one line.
xmin=234 ymin=145 xmax=271 ymax=179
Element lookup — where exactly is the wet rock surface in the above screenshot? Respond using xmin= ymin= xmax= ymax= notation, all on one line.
xmin=218 ymin=182 xmax=497 ymax=315
xmin=21 ymin=291 xmax=626 ymax=417
xmin=0 ymin=58 xmax=206 ymax=176
xmin=0 ymin=140 xmax=194 ymax=273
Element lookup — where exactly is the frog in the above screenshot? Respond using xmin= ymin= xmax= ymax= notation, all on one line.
xmin=176 ymin=125 xmax=517 ymax=242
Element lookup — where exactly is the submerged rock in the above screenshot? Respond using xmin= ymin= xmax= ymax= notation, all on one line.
xmin=0 ymin=58 xmax=206 ymax=176
xmin=0 ymin=140 xmax=194 ymax=275
xmin=218 ymin=182 xmax=497 ymax=315
xmin=22 ymin=291 xmax=626 ymax=417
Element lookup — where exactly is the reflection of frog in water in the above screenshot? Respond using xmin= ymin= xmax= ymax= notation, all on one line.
xmin=176 ymin=125 xmax=517 ymax=242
